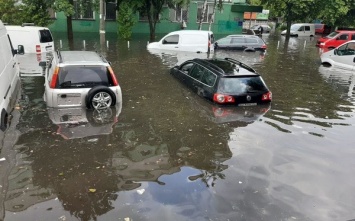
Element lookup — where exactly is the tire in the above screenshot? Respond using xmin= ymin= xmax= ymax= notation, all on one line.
xmin=1 ymin=109 xmax=8 ymax=132
xmin=86 ymin=86 xmax=116 ymax=110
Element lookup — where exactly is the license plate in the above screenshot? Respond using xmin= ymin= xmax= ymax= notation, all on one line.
xmin=46 ymin=46 xmax=52 ymax=51
xmin=57 ymin=94 xmax=82 ymax=106
xmin=239 ymin=103 xmax=257 ymax=106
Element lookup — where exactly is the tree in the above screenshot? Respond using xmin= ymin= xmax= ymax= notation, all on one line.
xmin=117 ymin=2 xmax=136 ymax=40
xmin=131 ymin=0 xmax=190 ymax=42
xmin=315 ymin=0 xmax=353 ymax=28
xmin=0 ymin=0 xmax=23 ymax=24
xmin=21 ymin=0 xmax=54 ymax=27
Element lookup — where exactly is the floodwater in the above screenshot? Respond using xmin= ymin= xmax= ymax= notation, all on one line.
xmin=0 ymin=32 xmax=355 ymax=221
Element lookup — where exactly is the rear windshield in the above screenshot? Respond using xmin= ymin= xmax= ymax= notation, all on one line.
xmin=58 ymin=65 xmax=113 ymax=88
xmin=218 ymin=77 xmax=268 ymax=95
xmin=39 ymin=30 xmax=53 ymax=43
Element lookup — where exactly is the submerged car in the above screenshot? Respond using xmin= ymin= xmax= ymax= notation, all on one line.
xmin=41 ymin=51 xmax=122 ymax=109
xmin=321 ymin=40 xmax=355 ymax=70
xmin=316 ymin=30 xmax=355 ymax=49
xmin=214 ymin=35 xmax=267 ymax=52
xmin=250 ymin=24 xmax=271 ymax=35
xmin=170 ymin=58 xmax=272 ymax=106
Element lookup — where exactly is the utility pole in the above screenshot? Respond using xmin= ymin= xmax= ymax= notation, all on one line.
xmin=99 ymin=0 xmax=106 ymax=50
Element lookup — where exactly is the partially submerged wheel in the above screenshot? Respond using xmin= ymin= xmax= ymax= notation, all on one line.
xmin=86 ymin=86 xmax=116 ymax=110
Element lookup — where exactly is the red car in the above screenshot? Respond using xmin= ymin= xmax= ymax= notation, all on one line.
xmin=314 ymin=24 xmax=331 ymax=35
xmin=316 ymin=30 xmax=355 ymax=49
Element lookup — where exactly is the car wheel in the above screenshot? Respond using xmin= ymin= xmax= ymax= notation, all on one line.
xmin=1 ymin=109 xmax=8 ymax=131
xmin=86 ymin=86 xmax=116 ymax=110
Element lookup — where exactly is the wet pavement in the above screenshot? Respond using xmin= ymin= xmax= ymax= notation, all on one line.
xmin=0 ymin=32 xmax=354 ymax=221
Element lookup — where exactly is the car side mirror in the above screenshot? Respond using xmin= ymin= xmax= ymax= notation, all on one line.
xmin=17 ymin=45 xmax=24 ymax=55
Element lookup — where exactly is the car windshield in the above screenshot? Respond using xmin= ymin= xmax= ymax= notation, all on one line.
xmin=326 ymin=32 xmax=339 ymax=38
xmin=218 ymin=77 xmax=268 ymax=95
xmin=290 ymin=24 xmax=302 ymax=31
xmin=58 ymin=65 xmax=112 ymax=88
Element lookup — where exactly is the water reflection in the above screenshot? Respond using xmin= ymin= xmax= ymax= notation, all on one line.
xmin=48 ymin=104 xmax=122 ymax=139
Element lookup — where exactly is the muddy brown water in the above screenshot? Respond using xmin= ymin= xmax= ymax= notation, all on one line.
xmin=0 ymin=32 xmax=354 ymax=221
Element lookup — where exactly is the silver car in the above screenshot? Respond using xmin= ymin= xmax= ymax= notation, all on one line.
xmin=41 ymin=51 xmax=122 ymax=109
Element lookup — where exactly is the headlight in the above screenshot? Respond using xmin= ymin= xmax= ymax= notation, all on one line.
xmin=320 ymin=43 xmax=325 ymax=46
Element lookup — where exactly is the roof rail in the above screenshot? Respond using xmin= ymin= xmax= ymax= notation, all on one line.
xmin=22 ymin=23 xmax=35 ymax=27
xmin=224 ymin=58 xmax=255 ymax=73
xmin=193 ymin=58 xmax=225 ymax=74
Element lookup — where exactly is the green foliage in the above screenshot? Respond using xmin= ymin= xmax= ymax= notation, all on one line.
xmin=0 ymin=0 xmax=23 ymax=24
xmin=117 ymin=2 xmax=136 ymax=40
xmin=21 ymin=0 xmax=54 ymax=26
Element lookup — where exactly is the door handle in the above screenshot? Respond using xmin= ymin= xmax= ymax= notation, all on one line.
xmin=175 ymin=47 xmax=179 ymax=48
xmin=13 ymin=63 xmax=16 ymax=68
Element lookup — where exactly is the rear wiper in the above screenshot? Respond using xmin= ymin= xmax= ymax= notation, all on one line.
xmin=60 ymin=81 xmax=71 ymax=88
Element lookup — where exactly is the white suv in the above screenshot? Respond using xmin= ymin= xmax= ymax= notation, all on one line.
xmin=41 ymin=51 xmax=122 ymax=109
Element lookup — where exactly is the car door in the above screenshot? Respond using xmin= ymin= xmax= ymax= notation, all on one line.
xmin=332 ymin=42 xmax=355 ymax=70
xmin=186 ymin=64 xmax=204 ymax=92
xmin=334 ymin=34 xmax=349 ymax=47
xmin=160 ymin=34 xmax=180 ymax=51
xmin=173 ymin=62 xmax=195 ymax=83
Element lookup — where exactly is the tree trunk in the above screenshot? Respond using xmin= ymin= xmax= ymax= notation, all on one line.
xmin=67 ymin=0 xmax=74 ymax=50
xmin=208 ymin=0 xmax=216 ymax=31
xmin=66 ymin=15 xmax=74 ymax=50
xmin=198 ymin=0 xmax=207 ymax=30
xmin=285 ymin=3 xmax=292 ymax=40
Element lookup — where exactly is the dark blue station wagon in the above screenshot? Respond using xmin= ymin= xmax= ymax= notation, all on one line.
xmin=170 ymin=58 xmax=272 ymax=105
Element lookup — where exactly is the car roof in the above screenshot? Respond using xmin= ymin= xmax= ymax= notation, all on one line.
xmin=192 ymin=58 xmax=259 ymax=77
xmin=58 ymin=51 xmax=108 ymax=65
xmin=337 ymin=30 xmax=355 ymax=33
xmin=225 ymin=34 xmax=259 ymax=38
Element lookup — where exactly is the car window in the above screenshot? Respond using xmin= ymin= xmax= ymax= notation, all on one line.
xmin=305 ymin=26 xmax=310 ymax=31
xmin=200 ymin=70 xmax=217 ymax=87
xmin=39 ymin=30 xmax=53 ymax=43
xmin=246 ymin=38 xmax=258 ymax=44
xmin=189 ymin=64 xmax=204 ymax=80
xmin=298 ymin=26 xmax=304 ymax=31
xmin=351 ymin=34 xmax=355 ymax=40
xmin=57 ymin=65 xmax=111 ymax=88
xmin=162 ymin=35 xmax=179 ymax=44
xmin=180 ymin=62 xmax=194 ymax=74
xmin=338 ymin=34 xmax=348 ymax=40
xmin=218 ymin=77 xmax=267 ymax=95
xmin=337 ymin=42 xmax=355 ymax=56
xmin=327 ymin=32 xmax=339 ymax=38
xmin=216 ymin=38 xmax=231 ymax=45
xmin=231 ymin=38 xmax=245 ymax=44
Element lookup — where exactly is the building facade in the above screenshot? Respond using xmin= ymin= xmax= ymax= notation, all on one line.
xmin=48 ymin=0 xmax=262 ymax=35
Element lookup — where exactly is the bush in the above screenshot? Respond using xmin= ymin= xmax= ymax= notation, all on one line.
xmin=117 ymin=2 xmax=136 ymax=40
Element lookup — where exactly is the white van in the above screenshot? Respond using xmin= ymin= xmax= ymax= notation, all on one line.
xmin=147 ymin=30 xmax=214 ymax=53
xmin=0 ymin=20 xmax=24 ymax=132
xmin=5 ymin=24 xmax=54 ymax=54
xmin=281 ymin=23 xmax=315 ymax=37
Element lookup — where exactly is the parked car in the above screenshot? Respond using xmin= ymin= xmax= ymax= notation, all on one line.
xmin=0 ymin=20 xmax=24 ymax=132
xmin=40 ymin=51 xmax=122 ymax=109
xmin=250 ymin=24 xmax=271 ymax=35
xmin=170 ymin=58 xmax=272 ymax=106
xmin=5 ymin=23 xmax=54 ymax=54
xmin=321 ymin=40 xmax=355 ymax=70
xmin=242 ymin=28 xmax=256 ymax=35
xmin=314 ymin=24 xmax=331 ymax=35
xmin=316 ymin=30 xmax=355 ymax=49
xmin=214 ymin=35 xmax=267 ymax=52
xmin=147 ymin=30 xmax=214 ymax=53
xmin=281 ymin=23 xmax=315 ymax=37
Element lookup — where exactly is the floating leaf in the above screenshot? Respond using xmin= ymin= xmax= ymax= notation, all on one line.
xmin=89 ymin=189 xmax=96 ymax=193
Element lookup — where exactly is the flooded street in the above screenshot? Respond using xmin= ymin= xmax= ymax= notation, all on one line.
xmin=0 ymin=32 xmax=355 ymax=221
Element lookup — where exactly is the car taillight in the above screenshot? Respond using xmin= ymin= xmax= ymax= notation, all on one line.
xmin=261 ymin=44 xmax=267 ymax=49
xmin=262 ymin=91 xmax=272 ymax=101
xmin=36 ymin=45 xmax=41 ymax=53
xmin=213 ymin=93 xmax=235 ymax=104
xmin=50 ymin=67 xmax=59 ymax=88
xmin=108 ymin=66 xmax=119 ymax=86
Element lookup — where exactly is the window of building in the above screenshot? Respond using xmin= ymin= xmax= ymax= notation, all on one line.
xmin=197 ymin=3 xmax=214 ymax=23
xmin=170 ymin=5 xmax=188 ymax=22
xmin=73 ymin=1 xmax=94 ymax=20
xmin=105 ymin=0 xmax=117 ymax=20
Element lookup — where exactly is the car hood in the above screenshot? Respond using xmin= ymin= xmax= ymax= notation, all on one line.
xmin=147 ymin=42 xmax=160 ymax=49
xmin=320 ymin=49 xmax=334 ymax=62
